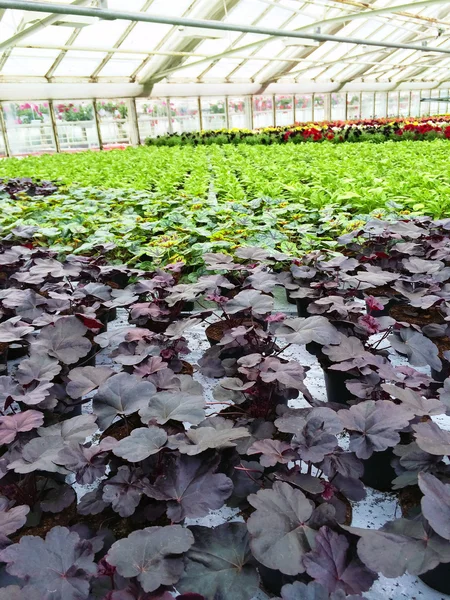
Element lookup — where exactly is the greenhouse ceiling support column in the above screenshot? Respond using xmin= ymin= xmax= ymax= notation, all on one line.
xmin=166 ymin=98 xmax=173 ymax=134
xmin=93 ymin=102 xmax=103 ymax=151
xmin=293 ymin=95 xmax=297 ymax=124
xmin=408 ymin=91 xmax=412 ymax=116
xmin=198 ymin=97 xmax=203 ymax=131
xmin=249 ymin=97 xmax=254 ymax=130
xmin=48 ymin=101 xmax=61 ymax=153
xmin=127 ymin=98 xmax=140 ymax=146
xmin=325 ymin=94 xmax=331 ymax=121
xmin=272 ymin=95 xmax=276 ymax=127
xmin=225 ymin=97 xmax=230 ymax=129
xmin=0 ymin=104 xmax=11 ymax=157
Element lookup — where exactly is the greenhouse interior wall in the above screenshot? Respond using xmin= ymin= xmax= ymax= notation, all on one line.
xmin=1 ymin=89 xmax=449 ymax=157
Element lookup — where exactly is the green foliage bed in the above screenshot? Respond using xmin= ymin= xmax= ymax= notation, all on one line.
xmin=1 ymin=141 xmax=450 ymax=270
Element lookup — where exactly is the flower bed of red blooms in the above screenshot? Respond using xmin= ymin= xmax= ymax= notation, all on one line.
xmin=280 ymin=114 xmax=450 ymax=142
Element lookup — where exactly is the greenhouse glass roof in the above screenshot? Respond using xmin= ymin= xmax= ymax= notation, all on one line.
xmin=0 ymin=0 xmax=450 ymax=98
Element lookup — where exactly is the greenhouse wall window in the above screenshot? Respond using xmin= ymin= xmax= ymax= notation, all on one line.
xmin=0 ymin=90 xmax=449 ymax=156
xmin=331 ymin=94 xmax=346 ymax=120
xmin=295 ymin=94 xmax=313 ymax=122
xmin=253 ymin=95 xmax=274 ymax=129
xmin=96 ymin=100 xmax=131 ymax=148
xmin=228 ymin=97 xmax=252 ymax=129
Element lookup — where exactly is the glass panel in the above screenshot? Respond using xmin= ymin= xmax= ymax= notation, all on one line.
xmin=420 ymin=91 xmax=431 ymax=117
xmin=54 ymin=101 xmax=99 ymax=151
xmin=313 ymin=94 xmax=326 ymax=121
xmin=201 ymin=97 xmax=226 ymax=130
xmin=171 ymin=98 xmax=200 ymax=133
xmin=136 ymin=99 xmax=170 ymax=142
xmin=399 ymin=91 xmax=410 ymax=117
xmin=96 ymin=99 xmax=130 ymax=148
xmin=347 ymin=93 xmax=361 ymax=120
xmin=295 ymin=94 xmax=313 ymax=122
xmin=374 ymin=92 xmax=387 ymax=118
xmin=429 ymin=90 xmax=440 ymax=116
xmin=253 ymin=95 xmax=274 ymax=128
xmin=439 ymin=89 xmax=449 ymax=115
xmin=361 ymin=92 xmax=374 ymax=119
xmin=410 ymin=91 xmax=421 ymax=117
xmin=387 ymin=92 xmax=399 ymax=118
xmin=275 ymin=95 xmax=294 ymax=127
xmin=228 ymin=97 xmax=251 ymax=129
xmin=3 ymin=101 xmax=56 ymax=156
xmin=331 ymin=93 xmax=346 ymax=121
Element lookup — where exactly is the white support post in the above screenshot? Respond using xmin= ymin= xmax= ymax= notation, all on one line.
xmin=293 ymin=95 xmax=297 ymax=123
xmin=127 ymin=98 xmax=140 ymax=146
xmin=249 ymin=96 xmax=254 ymax=130
xmin=198 ymin=97 xmax=203 ymax=131
xmin=93 ymin=101 xmax=104 ymax=150
xmin=48 ymin=100 xmax=61 ymax=153
xmin=225 ymin=96 xmax=230 ymax=129
xmin=273 ymin=94 xmax=276 ymax=126
xmin=167 ymin=97 xmax=173 ymax=134
xmin=324 ymin=93 xmax=331 ymax=121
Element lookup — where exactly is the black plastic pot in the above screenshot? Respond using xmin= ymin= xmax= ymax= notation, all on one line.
xmin=305 ymin=342 xmax=322 ymax=358
xmin=258 ymin=564 xmax=298 ymax=596
xmin=361 ymin=449 xmax=396 ymax=492
xmin=0 ymin=343 xmax=8 ymax=374
xmin=285 ymin=289 xmax=296 ymax=305
xmin=420 ymin=563 xmax=450 ymax=594
xmin=431 ymin=364 xmax=450 ymax=383
xmin=296 ymin=298 xmax=311 ymax=317
xmin=7 ymin=343 xmax=28 ymax=361
xmin=323 ymin=368 xmax=356 ymax=405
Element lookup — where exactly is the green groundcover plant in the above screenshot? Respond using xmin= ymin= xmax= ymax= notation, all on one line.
xmin=1 ymin=141 xmax=450 ymax=270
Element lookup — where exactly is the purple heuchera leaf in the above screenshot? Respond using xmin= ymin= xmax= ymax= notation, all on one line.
xmin=106 ymin=526 xmax=194 ymax=592
xmin=168 ymin=418 xmax=249 ymax=456
xmin=0 ymin=317 xmax=34 ymax=343
xmin=303 ymin=527 xmax=376 ymax=594
xmin=338 ymin=401 xmax=411 ymax=459
xmin=140 ymin=376 xmax=205 ymax=426
xmin=102 ymin=465 xmax=149 ymax=517
xmin=0 ymin=526 xmax=96 ymax=600
xmin=225 ymin=290 xmax=274 ymax=315
xmin=381 ymin=384 xmax=444 ymax=418
xmin=248 ymin=439 xmax=296 ymax=467
xmin=275 ymin=316 xmax=341 ymax=346
xmin=16 ymin=353 xmax=61 ymax=385
xmin=56 ymin=437 xmax=117 ymax=484
xmin=0 ymin=498 xmax=29 ymax=536
xmin=66 ymin=366 xmax=114 ymax=399
xmin=279 ymin=581 xmax=365 ymax=600
xmin=0 ymin=410 xmax=44 ymax=444
xmin=247 ymin=481 xmax=318 ymax=575
xmin=418 ymin=473 xmax=450 ymax=541
xmin=146 ymin=453 xmax=233 ymax=522
xmin=93 ymin=372 xmax=156 ymax=430
xmin=413 ymin=421 xmax=450 ymax=455
xmin=33 ymin=316 xmax=92 ymax=364
xmin=40 ymin=482 xmax=76 ymax=514
xmin=344 ymin=518 xmax=450 ymax=577
xmin=390 ymin=328 xmax=442 ymax=372
xmin=177 ymin=523 xmax=259 ymax=600
xmin=0 ymin=586 xmax=42 ymax=600
xmin=112 ymin=427 xmax=167 ymax=463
